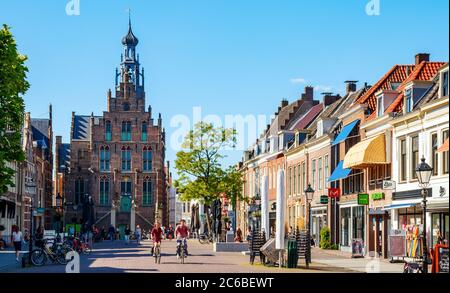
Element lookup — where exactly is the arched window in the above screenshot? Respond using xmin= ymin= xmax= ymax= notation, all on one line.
xmin=121 ymin=121 xmax=132 ymax=141
xmin=99 ymin=177 xmax=110 ymax=206
xmin=105 ymin=121 xmax=112 ymax=141
xmin=143 ymin=177 xmax=152 ymax=206
xmin=75 ymin=177 xmax=85 ymax=205
xmin=121 ymin=146 xmax=131 ymax=171
xmin=141 ymin=121 xmax=148 ymax=141
xmin=143 ymin=146 xmax=152 ymax=172
xmin=100 ymin=146 xmax=110 ymax=172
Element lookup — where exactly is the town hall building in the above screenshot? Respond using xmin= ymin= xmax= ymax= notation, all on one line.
xmin=64 ymin=20 xmax=167 ymax=235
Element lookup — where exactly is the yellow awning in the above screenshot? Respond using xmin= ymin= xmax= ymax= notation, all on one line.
xmin=343 ymin=134 xmax=387 ymax=169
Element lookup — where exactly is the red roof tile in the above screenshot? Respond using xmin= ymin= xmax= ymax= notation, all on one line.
xmin=357 ymin=65 xmax=416 ymax=111
xmin=385 ymin=62 xmax=446 ymax=113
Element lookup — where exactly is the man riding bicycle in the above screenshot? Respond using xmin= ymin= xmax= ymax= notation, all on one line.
xmin=176 ymin=219 xmax=190 ymax=258
xmin=150 ymin=222 xmax=164 ymax=256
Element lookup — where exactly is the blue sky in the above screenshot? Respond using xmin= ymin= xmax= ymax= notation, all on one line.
xmin=1 ymin=0 xmax=449 ymax=169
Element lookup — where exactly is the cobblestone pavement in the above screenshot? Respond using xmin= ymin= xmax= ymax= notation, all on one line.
xmin=1 ymin=239 xmax=403 ymax=273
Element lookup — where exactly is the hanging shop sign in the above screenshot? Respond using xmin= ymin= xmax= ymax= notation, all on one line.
xmin=371 ymin=193 xmax=385 ymax=201
xmin=328 ymin=188 xmax=340 ymax=198
xmin=382 ymin=180 xmax=396 ymax=190
xmin=320 ymin=196 xmax=329 ymax=205
xmin=357 ymin=194 xmax=369 ymax=205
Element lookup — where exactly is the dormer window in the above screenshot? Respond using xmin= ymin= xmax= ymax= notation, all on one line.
xmin=377 ymin=95 xmax=384 ymax=117
xmin=405 ymin=89 xmax=413 ymax=113
xmin=442 ymin=70 xmax=449 ymax=97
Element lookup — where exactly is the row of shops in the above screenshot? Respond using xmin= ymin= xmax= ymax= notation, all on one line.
xmin=237 ymin=55 xmax=449 ymax=259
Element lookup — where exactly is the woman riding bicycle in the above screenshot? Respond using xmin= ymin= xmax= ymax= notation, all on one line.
xmin=150 ymin=222 xmax=164 ymax=256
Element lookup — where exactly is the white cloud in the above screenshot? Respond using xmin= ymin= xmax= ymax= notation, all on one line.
xmin=314 ymin=85 xmax=332 ymax=92
xmin=290 ymin=78 xmax=307 ymax=84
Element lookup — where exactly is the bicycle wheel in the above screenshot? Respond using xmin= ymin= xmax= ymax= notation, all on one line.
xmin=31 ymin=249 xmax=47 ymax=266
xmin=180 ymin=244 xmax=185 ymax=264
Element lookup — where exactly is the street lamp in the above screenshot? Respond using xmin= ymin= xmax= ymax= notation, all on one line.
xmin=415 ymin=157 xmax=433 ymax=274
xmin=55 ymin=193 xmax=63 ymax=233
xmin=304 ymin=184 xmax=314 ymax=238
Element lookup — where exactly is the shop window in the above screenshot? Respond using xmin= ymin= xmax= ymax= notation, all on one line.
xmin=341 ymin=207 xmax=351 ymax=247
xmin=352 ymin=206 xmax=365 ymax=240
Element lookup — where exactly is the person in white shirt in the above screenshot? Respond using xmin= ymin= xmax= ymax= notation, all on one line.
xmin=11 ymin=225 xmax=23 ymax=262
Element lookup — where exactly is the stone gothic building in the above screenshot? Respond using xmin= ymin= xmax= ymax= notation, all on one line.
xmin=65 ymin=20 xmax=167 ymax=234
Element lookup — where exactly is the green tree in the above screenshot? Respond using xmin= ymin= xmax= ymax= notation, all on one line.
xmin=174 ymin=122 xmax=245 ymax=234
xmin=0 ymin=25 xmax=29 ymax=193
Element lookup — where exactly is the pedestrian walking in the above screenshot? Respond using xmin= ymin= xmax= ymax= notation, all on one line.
xmin=11 ymin=225 xmax=23 ymax=262
xmin=135 ymin=225 xmax=142 ymax=245
xmin=124 ymin=225 xmax=131 ymax=244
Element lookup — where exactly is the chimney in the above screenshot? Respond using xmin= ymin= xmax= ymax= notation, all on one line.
xmin=301 ymin=86 xmax=314 ymax=101
xmin=323 ymin=93 xmax=341 ymax=106
xmin=415 ymin=53 xmax=430 ymax=65
xmin=345 ymin=81 xmax=358 ymax=94
xmin=280 ymin=99 xmax=289 ymax=108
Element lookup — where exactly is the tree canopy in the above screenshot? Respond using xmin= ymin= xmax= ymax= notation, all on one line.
xmin=174 ymin=122 xmax=244 ymax=208
xmin=0 ymin=25 xmax=29 ymax=193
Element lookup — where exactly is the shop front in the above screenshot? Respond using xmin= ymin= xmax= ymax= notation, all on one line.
xmin=339 ymin=202 xmax=366 ymax=254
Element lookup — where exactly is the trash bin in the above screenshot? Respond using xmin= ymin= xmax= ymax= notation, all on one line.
xmin=287 ymin=239 xmax=298 ymax=268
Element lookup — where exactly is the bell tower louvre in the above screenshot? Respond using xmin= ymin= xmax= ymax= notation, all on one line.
xmin=65 ymin=18 xmax=167 ymax=233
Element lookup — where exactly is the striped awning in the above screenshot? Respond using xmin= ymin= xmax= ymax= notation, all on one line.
xmin=343 ymin=134 xmax=386 ymax=169
xmin=438 ymin=138 xmax=449 ymax=153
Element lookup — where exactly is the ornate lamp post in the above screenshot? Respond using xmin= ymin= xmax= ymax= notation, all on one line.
xmin=304 ymin=184 xmax=315 ymax=238
xmin=415 ymin=157 xmax=433 ymax=274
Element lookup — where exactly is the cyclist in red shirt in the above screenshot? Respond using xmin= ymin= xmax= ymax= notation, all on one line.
xmin=150 ymin=222 xmax=164 ymax=256
xmin=176 ymin=219 xmax=190 ymax=258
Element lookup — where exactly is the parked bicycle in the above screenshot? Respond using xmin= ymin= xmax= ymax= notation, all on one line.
xmin=198 ymin=232 xmax=214 ymax=244
xmin=31 ymin=239 xmax=68 ymax=266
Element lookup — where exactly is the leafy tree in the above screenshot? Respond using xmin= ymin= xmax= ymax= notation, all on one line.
xmin=319 ymin=226 xmax=332 ymax=249
xmin=174 ymin=122 xmax=245 ymax=234
xmin=0 ymin=25 xmax=28 ymax=193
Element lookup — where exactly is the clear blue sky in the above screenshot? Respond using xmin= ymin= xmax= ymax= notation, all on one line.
xmin=1 ymin=0 xmax=449 ymax=170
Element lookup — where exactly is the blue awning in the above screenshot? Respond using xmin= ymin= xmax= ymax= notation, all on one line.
xmin=332 ymin=119 xmax=360 ymax=146
xmin=327 ymin=161 xmax=351 ymax=182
